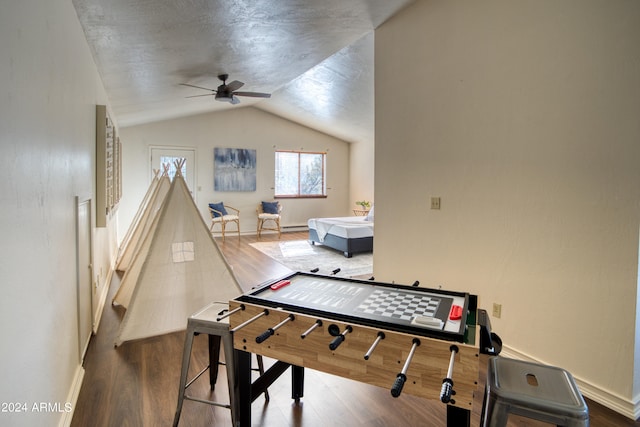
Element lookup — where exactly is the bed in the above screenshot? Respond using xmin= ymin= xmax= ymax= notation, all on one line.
xmin=307 ymin=210 xmax=374 ymax=258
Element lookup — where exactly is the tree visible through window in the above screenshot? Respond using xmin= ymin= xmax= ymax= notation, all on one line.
xmin=275 ymin=151 xmax=326 ymax=197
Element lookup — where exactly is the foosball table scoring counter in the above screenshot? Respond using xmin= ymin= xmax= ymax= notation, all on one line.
xmin=221 ymin=272 xmax=499 ymax=427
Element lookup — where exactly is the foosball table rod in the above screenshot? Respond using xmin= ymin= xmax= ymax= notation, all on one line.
xmin=440 ymin=345 xmax=459 ymax=404
xmin=215 ymin=304 xmax=244 ymax=321
xmin=230 ymin=309 xmax=269 ymax=333
xmin=256 ymin=314 xmax=295 ymax=343
xmin=328 ymin=325 xmax=352 ymax=350
xmin=300 ymin=320 xmax=323 ymax=339
xmin=364 ymin=332 xmax=385 ymax=360
xmin=390 ymin=338 xmax=421 ymax=397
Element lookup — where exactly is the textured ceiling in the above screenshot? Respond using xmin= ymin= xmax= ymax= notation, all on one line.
xmin=72 ymin=0 xmax=414 ymax=143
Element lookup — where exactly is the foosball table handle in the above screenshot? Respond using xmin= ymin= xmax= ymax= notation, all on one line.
xmin=328 ymin=325 xmax=352 ymax=351
xmin=329 ymin=334 xmax=345 ymax=351
xmin=440 ymin=345 xmax=458 ymax=403
xmin=255 ymin=314 xmax=295 ymax=343
xmin=256 ymin=329 xmax=274 ymax=343
xmin=440 ymin=378 xmax=454 ymax=403
xmin=390 ymin=338 xmax=421 ymax=398
xmin=390 ymin=373 xmax=407 ymax=397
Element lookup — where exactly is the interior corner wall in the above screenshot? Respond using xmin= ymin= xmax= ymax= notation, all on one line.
xmin=374 ymin=0 xmax=640 ymax=417
xmin=0 ymin=0 xmax=117 ymax=426
xmin=118 ymin=108 xmax=351 ymax=240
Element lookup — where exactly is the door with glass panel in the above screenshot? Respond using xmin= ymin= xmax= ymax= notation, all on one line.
xmin=150 ymin=147 xmax=196 ymax=199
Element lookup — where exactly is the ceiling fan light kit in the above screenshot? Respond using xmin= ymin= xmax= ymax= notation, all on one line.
xmin=181 ymin=74 xmax=271 ymax=105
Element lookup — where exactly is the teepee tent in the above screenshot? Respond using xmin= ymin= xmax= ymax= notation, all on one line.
xmin=114 ymin=160 xmax=243 ymax=346
xmin=115 ymin=167 xmax=171 ymax=272
xmin=115 ymin=168 xmax=160 ymax=269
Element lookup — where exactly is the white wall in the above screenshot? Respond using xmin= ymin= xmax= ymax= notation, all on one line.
xmin=118 ymin=108 xmax=352 ymax=240
xmin=375 ymin=0 xmax=640 ymax=418
xmin=0 ymin=1 xmax=117 ymax=426
xmin=349 ymin=138 xmax=375 ymax=209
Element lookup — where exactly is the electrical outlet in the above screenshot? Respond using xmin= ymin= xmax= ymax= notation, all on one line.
xmin=492 ymin=303 xmax=502 ymax=319
xmin=430 ymin=197 xmax=441 ymax=210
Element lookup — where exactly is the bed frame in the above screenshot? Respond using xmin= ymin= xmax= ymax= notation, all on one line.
xmin=308 ymin=228 xmax=373 ymax=258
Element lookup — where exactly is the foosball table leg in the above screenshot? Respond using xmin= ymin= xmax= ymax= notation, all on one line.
xmin=291 ymin=365 xmax=305 ymax=402
xmin=235 ymin=350 xmax=252 ymax=427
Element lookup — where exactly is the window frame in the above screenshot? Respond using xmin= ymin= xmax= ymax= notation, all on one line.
xmin=274 ymin=150 xmax=327 ymax=199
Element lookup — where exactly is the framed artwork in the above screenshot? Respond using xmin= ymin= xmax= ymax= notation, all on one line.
xmin=214 ymin=147 xmax=257 ymax=191
xmin=96 ymin=105 xmax=122 ymax=227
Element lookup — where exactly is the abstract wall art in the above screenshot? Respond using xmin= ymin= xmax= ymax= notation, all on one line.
xmin=214 ymin=147 xmax=257 ymax=191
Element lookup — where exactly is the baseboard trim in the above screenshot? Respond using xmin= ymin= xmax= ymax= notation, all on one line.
xmin=281 ymin=225 xmax=308 ymax=232
xmin=211 ymin=226 xmax=309 ymax=239
xmin=500 ymin=345 xmax=639 ymax=421
xmin=58 ymin=365 xmax=85 ymax=427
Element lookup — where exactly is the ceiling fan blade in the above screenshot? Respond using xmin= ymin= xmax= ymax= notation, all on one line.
xmin=233 ymin=91 xmax=271 ymax=98
xmin=180 ymin=83 xmax=216 ymax=92
xmin=226 ymin=80 xmax=244 ymax=92
xmin=183 ymin=76 xmax=267 ymax=104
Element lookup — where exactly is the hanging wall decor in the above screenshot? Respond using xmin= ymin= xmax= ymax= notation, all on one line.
xmin=214 ymin=147 xmax=257 ymax=191
xmin=96 ymin=105 xmax=122 ymax=227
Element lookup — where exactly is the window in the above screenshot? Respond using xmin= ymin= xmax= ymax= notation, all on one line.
xmin=159 ymin=156 xmax=187 ymax=182
xmin=275 ymin=151 xmax=326 ymax=198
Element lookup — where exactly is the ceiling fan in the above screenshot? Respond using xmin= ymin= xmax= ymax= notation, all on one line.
xmin=180 ymin=74 xmax=271 ymax=105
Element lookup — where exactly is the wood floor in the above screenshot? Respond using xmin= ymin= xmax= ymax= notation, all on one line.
xmin=71 ymin=231 xmax=638 ymax=427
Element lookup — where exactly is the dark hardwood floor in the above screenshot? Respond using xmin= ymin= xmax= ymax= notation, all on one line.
xmin=71 ymin=231 xmax=638 ymax=426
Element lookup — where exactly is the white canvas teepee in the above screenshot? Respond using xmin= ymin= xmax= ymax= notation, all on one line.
xmin=115 ymin=168 xmax=171 ymax=272
xmin=114 ymin=161 xmax=243 ymax=346
xmin=115 ymin=168 xmax=160 ymax=270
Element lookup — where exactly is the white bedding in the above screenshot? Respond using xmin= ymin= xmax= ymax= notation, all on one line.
xmin=307 ymin=216 xmax=373 ymax=242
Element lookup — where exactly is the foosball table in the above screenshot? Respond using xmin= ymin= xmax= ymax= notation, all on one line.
xmin=221 ymin=272 xmax=498 ymax=427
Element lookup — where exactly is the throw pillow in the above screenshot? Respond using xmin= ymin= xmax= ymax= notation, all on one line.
xmin=262 ymin=201 xmax=279 ymax=214
xmin=365 ymin=206 xmax=374 ymax=221
xmin=208 ymin=202 xmax=228 ymax=218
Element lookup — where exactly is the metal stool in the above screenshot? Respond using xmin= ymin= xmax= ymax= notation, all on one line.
xmin=173 ymin=302 xmax=268 ymax=427
xmin=482 ymin=356 xmax=589 ymax=427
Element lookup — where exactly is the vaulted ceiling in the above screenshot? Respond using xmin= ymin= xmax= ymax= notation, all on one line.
xmin=72 ymin=0 xmax=414 ymax=144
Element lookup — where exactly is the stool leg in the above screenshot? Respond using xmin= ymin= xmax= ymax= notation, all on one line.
xmin=256 ymin=355 xmax=270 ymax=402
xmin=486 ymin=398 xmax=510 ymax=427
xmin=173 ymin=329 xmax=196 ymax=427
xmin=208 ymin=335 xmax=221 ymax=389
xmin=480 ymin=385 xmax=489 ymax=427
xmin=221 ymin=332 xmax=237 ymax=427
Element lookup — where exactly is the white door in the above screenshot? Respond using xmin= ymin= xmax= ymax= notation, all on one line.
xmin=76 ymin=197 xmax=93 ymax=362
xmin=150 ymin=147 xmax=196 ymax=200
